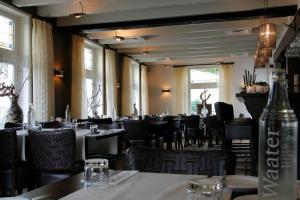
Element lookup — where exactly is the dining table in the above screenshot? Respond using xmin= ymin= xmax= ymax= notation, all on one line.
xmin=16 ymin=128 xmax=125 ymax=162
xmin=19 ymin=172 xmax=236 ymax=200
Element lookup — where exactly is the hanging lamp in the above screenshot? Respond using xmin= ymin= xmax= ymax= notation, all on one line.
xmin=258 ymin=0 xmax=276 ymax=49
xmin=70 ymin=1 xmax=86 ymax=19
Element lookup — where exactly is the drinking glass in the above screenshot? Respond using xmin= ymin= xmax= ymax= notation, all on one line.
xmin=84 ymin=159 xmax=109 ymax=188
xmin=90 ymin=124 xmax=98 ymax=134
xmin=187 ymin=177 xmax=222 ymax=200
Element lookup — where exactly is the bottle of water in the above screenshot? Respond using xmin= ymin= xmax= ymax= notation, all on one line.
xmin=65 ymin=104 xmax=71 ymax=122
xmin=258 ymin=68 xmax=298 ymax=200
xmin=27 ymin=103 xmax=35 ymax=128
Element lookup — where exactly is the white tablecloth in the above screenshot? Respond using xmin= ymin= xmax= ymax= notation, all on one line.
xmin=59 ymin=172 xmax=232 ymax=200
xmin=16 ymin=128 xmax=124 ymax=161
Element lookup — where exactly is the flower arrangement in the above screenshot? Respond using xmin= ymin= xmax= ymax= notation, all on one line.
xmin=87 ymin=84 xmax=103 ymax=117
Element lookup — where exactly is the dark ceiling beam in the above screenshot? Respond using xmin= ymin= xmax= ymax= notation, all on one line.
xmin=58 ymin=5 xmax=297 ymax=32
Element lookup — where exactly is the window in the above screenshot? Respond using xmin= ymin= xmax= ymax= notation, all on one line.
xmin=0 ymin=15 xmax=14 ymax=50
xmin=84 ymin=44 xmax=103 ymax=117
xmin=0 ymin=62 xmax=14 ymax=127
xmin=189 ymin=67 xmax=219 ymax=114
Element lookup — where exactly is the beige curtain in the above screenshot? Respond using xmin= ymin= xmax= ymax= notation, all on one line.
xmin=122 ymin=57 xmax=140 ymax=115
xmin=122 ymin=57 xmax=132 ymax=115
xmin=173 ymin=67 xmax=188 ymax=115
xmin=219 ymin=64 xmax=234 ymax=104
xmin=141 ymin=65 xmax=149 ymax=115
xmin=71 ymin=35 xmax=86 ymax=119
xmin=32 ymin=18 xmax=54 ymax=121
xmin=105 ymin=49 xmax=117 ymax=117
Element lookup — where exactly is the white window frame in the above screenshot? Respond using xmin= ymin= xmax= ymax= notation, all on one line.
xmin=188 ymin=66 xmax=219 ymax=114
xmin=0 ymin=2 xmax=31 ymax=126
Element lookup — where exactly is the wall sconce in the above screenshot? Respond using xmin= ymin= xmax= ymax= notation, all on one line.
xmin=116 ymin=82 xmax=120 ymax=88
xmin=162 ymin=89 xmax=171 ymax=93
xmin=54 ymin=68 xmax=64 ymax=78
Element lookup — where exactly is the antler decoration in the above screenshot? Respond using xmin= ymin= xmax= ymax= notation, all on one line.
xmin=87 ymin=84 xmax=103 ymax=115
xmin=200 ymin=90 xmax=211 ymax=103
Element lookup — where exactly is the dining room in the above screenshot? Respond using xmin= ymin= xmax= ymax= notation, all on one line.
xmin=0 ymin=0 xmax=300 ymax=199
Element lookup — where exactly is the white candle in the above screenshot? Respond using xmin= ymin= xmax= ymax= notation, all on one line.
xmin=294 ymin=74 xmax=299 ymax=86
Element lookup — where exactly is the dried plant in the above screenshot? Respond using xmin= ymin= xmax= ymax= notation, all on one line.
xmin=87 ymin=84 xmax=103 ymax=115
xmin=0 ymin=62 xmax=31 ymax=98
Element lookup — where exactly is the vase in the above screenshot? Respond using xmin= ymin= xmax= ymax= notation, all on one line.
xmin=201 ymin=101 xmax=208 ymax=117
xmin=5 ymin=96 xmax=23 ymax=123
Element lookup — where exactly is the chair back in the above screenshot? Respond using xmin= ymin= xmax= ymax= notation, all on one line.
xmin=214 ymin=102 xmax=234 ymax=123
xmin=123 ymin=120 xmax=150 ymax=141
xmin=184 ymin=115 xmax=200 ymax=128
xmin=90 ymin=118 xmax=112 ymax=124
xmin=4 ymin=122 xmax=24 ymax=129
xmin=0 ymin=129 xmax=17 ymax=169
xmin=126 ymin=146 xmax=235 ymax=176
xmin=42 ymin=121 xmax=64 ymax=129
xmin=28 ymin=129 xmax=75 ymax=173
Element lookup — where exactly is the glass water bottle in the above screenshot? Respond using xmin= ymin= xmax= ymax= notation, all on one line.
xmin=258 ymin=69 xmax=298 ymax=200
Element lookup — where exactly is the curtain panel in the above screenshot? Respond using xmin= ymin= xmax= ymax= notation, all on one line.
xmin=173 ymin=67 xmax=188 ymax=115
xmin=71 ymin=35 xmax=86 ymax=119
xmin=121 ymin=57 xmax=140 ymax=116
xmin=105 ymin=49 xmax=117 ymax=117
xmin=219 ymin=64 xmax=234 ymax=104
xmin=32 ymin=18 xmax=54 ymax=121
xmin=141 ymin=65 xmax=149 ymax=115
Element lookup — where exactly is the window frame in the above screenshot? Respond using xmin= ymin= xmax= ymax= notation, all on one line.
xmin=188 ymin=66 xmax=219 ymax=114
xmin=0 ymin=14 xmax=15 ymax=51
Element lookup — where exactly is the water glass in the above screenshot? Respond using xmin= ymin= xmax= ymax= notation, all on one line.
xmin=187 ymin=177 xmax=222 ymax=200
xmin=84 ymin=159 xmax=109 ymax=187
xmin=90 ymin=124 xmax=98 ymax=134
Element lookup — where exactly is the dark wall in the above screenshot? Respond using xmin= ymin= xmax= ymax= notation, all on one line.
xmin=53 ymin=29 xmax=72 ymax=117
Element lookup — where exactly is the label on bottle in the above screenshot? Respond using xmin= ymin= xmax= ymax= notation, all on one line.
xmin=259 ymin=121 xmax=297 ymax=200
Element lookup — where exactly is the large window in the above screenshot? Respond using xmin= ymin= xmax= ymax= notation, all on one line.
xmin=189 ymin=67 xmax=219 ymax=114
xmin=0 ymin=15 xmax=14 ymax=50
xmin=84 ymin=42 xmax=103 ymax=117
xmin=0 ymin=63 xmax=14 ymax=127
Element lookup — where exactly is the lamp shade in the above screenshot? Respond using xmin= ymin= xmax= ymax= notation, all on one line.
xmin=259 ymin=23 xmax=276 ymax=49
xmin=254 ymin=62 xmax=266 ymax=68
xmin=254 ymin=55 xmax=269 ymax=64
xmin=256 ymin=47 xmax=272 ymax=57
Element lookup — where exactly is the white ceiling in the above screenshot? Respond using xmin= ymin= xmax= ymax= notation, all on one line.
xmin=12 ymin=0 xmax=298 ymax=66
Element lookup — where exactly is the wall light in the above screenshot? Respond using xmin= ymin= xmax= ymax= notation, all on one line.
xmin=54 ymin=68 xmax=64 ymax=78
xmin=162 ymin=89 xmax=171 ymax=93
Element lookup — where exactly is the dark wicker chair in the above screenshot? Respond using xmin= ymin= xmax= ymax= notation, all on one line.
xmin=125 ymin=146 xmax=236 ymax=176
xmin=184 ymin=115 xmax=204 ymax=147
xmin=123 ymin=120 xmax=153 ymax=147
xmin=90 ymin=118 xmax=113 ymax=124
xmin=4 ymin=122 xmax=24 ymax=129
xmin=164 ymin=116 xmax=183 ymax=150
xmin=28 ymin=129 xmax=76 ymax=186
xmin=41 ymin=121 xmax=64 ymax=129
xmin=0 ymin=129 xmax=28 ymax=196
xmin=214 ymin=102 xmax=255 ymax=175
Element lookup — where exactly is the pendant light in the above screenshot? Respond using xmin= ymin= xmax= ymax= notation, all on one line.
xmin=259 ymin=0 xmax=276 ymax=49
xmin=255 ymin=41 xmax=272 ymax=57
xmin=255 ymin=62 xmax=266 ymax=68
xmin=70 ymin=1 xmax=86 ymax=19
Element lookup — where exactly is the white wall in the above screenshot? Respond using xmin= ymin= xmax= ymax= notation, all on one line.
xmin=148 ymin=57 xmax=270 ymax=117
